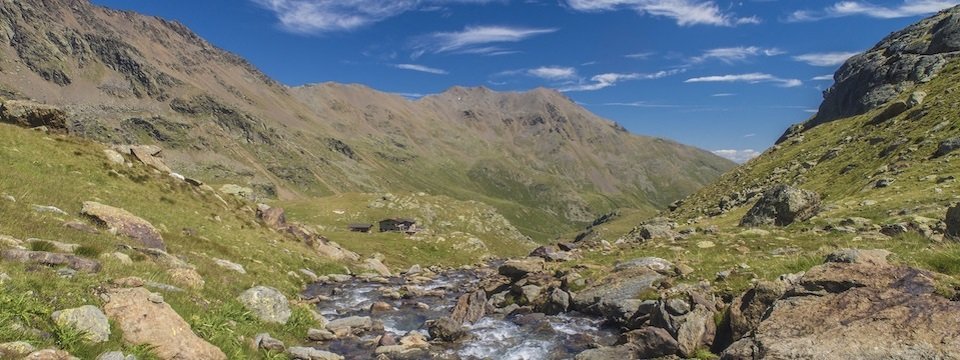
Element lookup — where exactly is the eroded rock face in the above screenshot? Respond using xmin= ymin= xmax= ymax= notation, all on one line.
xmin=725 ymin=281 xmax=785 ymax=342
xmin=722 ymin=250 xmax=960 ymax=359
xmin=450 ymin=290 xmax=486 ymax=324
xmin=103 ymin=287 xmax=226 ymax=360
xmin=740 ymin=184 xmax=821 ymax=227
xmin=0 ymin=100 xmax=67 ymax=130
xmin=81 ymin=202 xmax=165 ymax=251
xmin=237 ymin=286 xmax=291 ymax=324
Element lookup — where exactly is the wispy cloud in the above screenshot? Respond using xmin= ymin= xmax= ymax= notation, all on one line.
xmin=528 ymin=66 xmax=578 ymax=80
xmin=685 ymin=73 xmax=803 ymax=87
xmin=711 ymin=93 xmax=736 ymax=97
xmin=602 ymin=101 xmax=681 ymax=107
xmin=691 ymin=46 xmax=785 ymax=63
xmin=559 ymin=69 xmax=685 ymax=92
xmin=413 ymin=25 xmax=558 ymax=56
xmin=793 ymin=51 xmax=860 ymax=66
xmin=625 ymin=52 xmax=656 ymax=59
xmin=394 ymin=63 xmax=448 ymax=74
xmin=252 ymin=0 xmax=501 ymax=33
xmin=788 ymin=0 xmax=959 ymax=22
xmin=811 ymin=74 xmax=834 ymax=81
xmin=713 ymin=149 xmax=761 ymax=163
xmin=565 ymin=0 xmax=760 ymax=26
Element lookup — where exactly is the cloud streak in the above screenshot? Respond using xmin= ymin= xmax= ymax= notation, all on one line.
xmin=565 ymin=0 xmax=760 ymax=26
xmin=691 ymin=46 xmax=784 ymax=63
xmin=713 ymin=149 xmax=761 ymax=163
xmin=685 ymin=73 xmax=802 ymax=87
xmin=394 ymin=63 xmax=448 ymax=74
xmin=793 ymin=51 xmax=860 ymax=66
xmin=788 ymin=0 xmax=959 ymax=22
xmin=528 ymin=66 xmax=578 ymax=80
xmin=560 ymin=69 xmax=684 ymax=92
xmin=413 ymin=25 xmax=558 ymax=56
xmin=252 ymin=0 xmax=503 ymax=33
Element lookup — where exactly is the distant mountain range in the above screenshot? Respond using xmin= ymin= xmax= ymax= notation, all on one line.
xmin=0 ymin=0 xmax=734 ymax=239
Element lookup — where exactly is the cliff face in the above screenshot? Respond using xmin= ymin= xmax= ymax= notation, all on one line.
xmin=780 ymin=5 xmax=960 ymax=143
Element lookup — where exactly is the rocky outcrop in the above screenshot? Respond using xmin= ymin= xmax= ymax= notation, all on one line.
xmin=103 ymin=287 xmax=226 ymax=360
xmin=784 ymin=6 xmax=960 ymax=141
xmin=723 ymin=281 xmax=785 ymax=343
xmin=81 ymin=202 xmax=166 ymax=251
xmin=237 ymin=286 xmax=291 ymax=324
xmin=740 ymin=184 xmax=821 ymax=227
xmin=948 ymin=204 xmax=960 ymax=240
xmin=498 ymin=257 xmax=545 ymax=280
xmin=1 ymin=249 xmax=101 ymax=272
xmin=572 ymin=261 xmax=668 ymax=325
xmin=0 ymin=100 xmax=68 ymax=131
xmin=450 ymin=290 xmax=486 ymax=324
xmin=720 ymin=249 xmax=960 ymax=359
xmin=936 ymin=138 xmax=960 ymax=158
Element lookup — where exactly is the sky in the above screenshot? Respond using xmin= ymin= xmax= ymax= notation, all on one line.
xmin=91 ymin=0 xmax=960 ymax=163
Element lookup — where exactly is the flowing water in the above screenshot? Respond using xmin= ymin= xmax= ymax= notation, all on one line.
xmin=302 ymin=268 xmax=617 ymax=359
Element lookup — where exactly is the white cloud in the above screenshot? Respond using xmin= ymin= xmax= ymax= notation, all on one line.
xmin=685 ymin=73 xmax=803 ymax=87
xmin=528 ymin=66 xmax=578 ymax=80
xmin=812 ymin=74 xmax=834 ymax=81
xmin=559 ymin=69 xmax=684 ymax=92
xmin=414 ymin=25 xmax=558 ymax=56
xmin=793 ymin=52 xmax=860 ymax=67
xmin=565 ymin=0 xmax=760 ymax=26
xmin=711 ymin=93 xmax=736 ymax=97
xmin=602 ymin=101 xmax=680 ymax=107
xmin=625 ymin=52 xmax=655 ymax=59
xmin=252 ymin=0 xmax=501 ymax=33
xmin=713 ymin=149 xmax=762 ymax=163
xmin=743 ymin=133 xmax=756 ymax=137
xmin=691 ymin=46 xmax=785 ymax=63
xmin=788 ymin=0 xmax=959 ymax=22
xmin=394 ymin=63 xmax=448 ymax=74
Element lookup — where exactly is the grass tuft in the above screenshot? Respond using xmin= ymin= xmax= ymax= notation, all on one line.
xmin=29 ymin=240 xmax=56 ymax=252
xmin=73 ymin=245 xmax=102 ymax=258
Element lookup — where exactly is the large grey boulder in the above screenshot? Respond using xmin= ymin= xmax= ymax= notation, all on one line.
xmin=947 ymin=204 xmax=960 ymax=240
xmin=936 ymin=138 xmax=960 ymax=158
xmin=325 ymin=316 xmax=373 ymax=333
xmin=572 ymin=265 xmax=665 ymax=325
xmin=450 ymin=290 xmax=486 ymax=324
xmin=618 ymin=327 xmax=680 ymax=358
xmin=81 ymin=202 xmax=166 ymax=251
xmin=740 ymin=184 xmax=821 ymax=227
xmin=51 ymin=305 xmax=111 ymax=343
xmin=237 ymin=286 xmax=291 ymax=324
xmin=497 ymin=257 xmax=545 ymax=279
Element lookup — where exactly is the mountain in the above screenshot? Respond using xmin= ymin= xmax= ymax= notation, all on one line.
xmin=0 ymin=0 xmax=734 ymax=240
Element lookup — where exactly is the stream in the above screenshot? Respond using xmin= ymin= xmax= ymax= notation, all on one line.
xmin=302 ymin=266 xmax=618 ymax=359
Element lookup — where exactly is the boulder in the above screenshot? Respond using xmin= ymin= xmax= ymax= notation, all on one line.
xmin=740 ymin=184 xmax=821 ymax=227
xmin=636 ymin=224 xmax=678 ymax=241
xmin=254 ymin=333 xmax=285 ymax=352
xmin=541 ymin=288 xmax=571 ymax=315
xmin=449 ymin=290 xmax=486 ymax=324
xmin=574 ymin=345 xmax=639 ymax=360
xmin=103 ymin=149 xmax=126 ymax=165
xmin=51 ymin=305 xmax=111 ymax=343
xmin=947 ymin=204 xmax=960 ymax=240
xmin=81 ymin=202 xmax=165 ymax=251
xmin=237 ymin=286 xmax=291 ymax=324
xmin=166 ymin=267 xmax=205 ymax=289
xmin=528 ymin=245 xmax=574 ymax=262
xmin=219 ymin=184 xmax=254 ymax=200
xmin=361 ymin=258 xmax=392 ymax=277
xmin=572 ymin=267 xmax=664 ymax=324
xmin=307 ymin=328 xmax=336 ymax=341
xmin=498 ymin=257 xmax=545 ymax=279
xmin=213 ymin=258 xmax=246 ymax=274
xmin=326 ymin=316 xmax=373 ymax=333
xmin=1 ymin=249 xmax=101 ymax=272
xmin=0 ymin=100 xmax=67 ymax=130
xmin=103 ymin=287 xmax=226 ymax=359
xmin=427 ymin=317 xmax=465 ymax=342
xmin=725 ymin=281 xmax=785 ymax=342
xmin=95 ymin=352 xmax=135 ymax=360
xmin=287 ymin=347 xmax=344 ymax=360
xmin=935 ymin=138 xmax=960 ymax=158
xmin=618 ymin=327 xmax=680 ymax=358
xmin=256 ymin=204 xmax=286 ymax=230
xmin=0 ymin=341 xmax=36 ymax=358
xmin=130 ymin=147 xmax=171 ymax=173
xmin=23 ymin=349 xmax=78 ymax=360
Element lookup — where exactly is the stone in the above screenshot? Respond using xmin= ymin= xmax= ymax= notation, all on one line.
xmin=1 ymin=249 xmax=101 ymax=272
xmin=574 ymin=345 xmax=639 ymax=360
xmin=0 ymin=100 xmax=67 ymax=130
xmin=520 ymin=285 xmax=542 ymax=304
xmin=934 ymin=138 xmax=960 ymax=157
xmin=613 ymin=257 xmax=675 ymax=274
xmin=32 ymin=205 xmax=69 ymax=216
xmin=726 ymin=281 xmax=786 ymax=342
xmin=254 ymin=333 xmax=286 ymax=352
xmin=24 ymin=349 xmax=78 ymax=360
xmin=213 ymin=258 xmax=246 ymax=274
xmin=63 ymin=221 xmax=99 ymax=234
xmin=618 ymin=327 xmax=680 ymax=358
xmin=541 ymin=288 xmax=570 ymax=315
xmin=740 ymin=184 xmax=821 ymax=227
xmin=287 ymin=347 xmax=344 ymax=360
xmin=528 ymin=245 xmax=574 ymax=262
xmin=427 ymin=317 xmax=465 ymax=342
xmin=238 ymin=286 xmax=291 ymax=324
xmin=498 ymin=257 xmax=545 ymax=279
xmin=0 ymin=341 xmax=36 ymax=358
xmin=824 ymin=248 xmax=891 ymax=266
xmin=256 ymin=204 xmax=286 ymax=230
xmin=450 ymin=290 xmax=486 ymax=324
xmin=95 ymin=352 xmax=135 ymax=360
xmin=102 ymin=252 xmax=133 ymax=265
xmin=130 ymin=146 xmax=171 ymax=173
xmin=947 ymin=204 xmax=960 ymax=240
xmin=378 ymin=333 xmax=397 ymax=346
xmin=103 ymin=149 xmax=125 ymax=165
xmin=636 ymin=224 xmax=678 ymax=241
xmin=572 ymin=267 xmax=664 ymax=325
xmin=166 ymin=268 xmax=205 ymax=289
xmin=326 ymin=316 xmax=373 ymax=333
xmin=370 ymin=301 xmax=394 ymax=313
xmin=907 ymin=90 xmax=927 ymax=107
xmin=307 ymin=328 xmax=336 ymax=341
xmin=399 ymin=331 xmax=429 ymax=348
xmin=81 ymin=202 xmax=165 ymax=251
xmin=104 ymin=287 xmax=226 ymax=359
xmin=361 ymin=258 xmax=391 ymax=277
xmin=51 ymin=305 xmax=111 ymax=343
xmin=113 ymin=276 xmax=145 ymax=287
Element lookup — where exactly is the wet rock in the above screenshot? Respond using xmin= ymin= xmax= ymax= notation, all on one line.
xmin=370 ymin=301 xmax=394 ymax=313
xmin=934 ymin=138 xmax=960 ymax=157
xmin=618 ymin=327 xmax=680 ymax=358
xmin=427 ymin=317 xmax=465 ymax=342
xmin=238 ymin=286 xmax=291 ymax=324
xmin=574 ymin=345 xmax=639 ymax=360
xmin=0 ymin=341 xmax=36 ymax=358
xmin=450 ymin=290 xmax=486 ymax=324
xmin=947 ymin=204 xmax=960 ymax=240
xmin=81 ymin=202 xmax=166 ymax=251
xmin=288 ymin=347 xmax=344 ymax=360
xmin=1 ymin=249 xmax=101 ymax=272
xmin=254 ymin=333 xmax=286 ymax=352
xmin=725 ymin=281 xmax=785 ymax=342
xmin=740 ymin=184 xmax=821 ymax=227
xmin=326 ymin=316 xmax=373 ymax=334
xmin=498 ymin=257 xmax=545 ymax=279
xmin=51 ymin=305 xmax=110 ymax=343
xmin=541 ymin=288 xmax=570 ymax=315
xmin=0 ymin=100 xmax=67 ymax=130
xmin=213 ymin=258 xmax=246 ymax=274
xmin=399 ymin=331 xmax=429 ymax=348
xmin=104 ymin=287 xmax=226 ymax=359
xmin=307 ymin=328 xmax=336 ymax=341
xmin=23 ymin=349 xmax=78 ymax=360
xmin=256 ymin=204 xmax=286 ymax=230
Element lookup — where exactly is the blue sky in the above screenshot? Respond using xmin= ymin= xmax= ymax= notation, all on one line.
xmin=92 ymin=0 xmax=959 ymax=162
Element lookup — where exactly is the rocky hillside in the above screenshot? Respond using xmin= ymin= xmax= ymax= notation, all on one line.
xmin=0 ymin=0 xmax=734 ymax=240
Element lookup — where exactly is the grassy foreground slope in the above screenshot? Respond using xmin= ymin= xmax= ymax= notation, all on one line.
xmin=566 ymin=61 xmax=960 ymax=294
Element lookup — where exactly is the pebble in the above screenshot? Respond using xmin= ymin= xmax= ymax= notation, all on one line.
xmin=148 ymin=293 xmax=165 ymax=304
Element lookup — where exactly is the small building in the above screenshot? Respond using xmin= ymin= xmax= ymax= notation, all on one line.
xmin=348 ymin=223 xmax=373 ymax=233
xmin=379 ymin=218 xmax=416 ymax=233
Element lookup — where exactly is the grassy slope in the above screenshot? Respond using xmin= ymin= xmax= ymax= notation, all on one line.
xmin=563 ymin=62 xmax=960 ymax=294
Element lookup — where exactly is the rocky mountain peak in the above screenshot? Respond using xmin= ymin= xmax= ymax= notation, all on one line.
xmin=780 ymin=5 xmax=960 ymax=143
